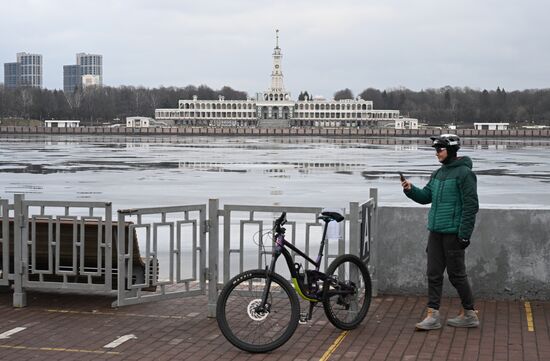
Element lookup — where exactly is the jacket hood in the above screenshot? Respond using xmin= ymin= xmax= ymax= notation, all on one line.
xmin=445 ymin=156 xmax=473 ymax=169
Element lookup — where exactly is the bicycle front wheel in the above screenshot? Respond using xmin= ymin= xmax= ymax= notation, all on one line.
xmin=216 ymin=269 xmax=300 ymax=353
xmin=322 ymin=254 xmax=372 ymax=330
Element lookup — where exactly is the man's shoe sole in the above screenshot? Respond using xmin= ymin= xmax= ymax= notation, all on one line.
xmin=447 ymin=321 xmax=479 ymax=328
xmin=415 ymin=323 xmax=442 ymax=330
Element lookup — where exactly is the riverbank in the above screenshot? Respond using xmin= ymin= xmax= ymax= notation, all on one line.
xmin=1 ymin=125 xmax=550 ymax=138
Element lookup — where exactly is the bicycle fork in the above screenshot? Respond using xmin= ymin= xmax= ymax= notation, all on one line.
xmin=257 ymin=244 xmax=282 ymax=314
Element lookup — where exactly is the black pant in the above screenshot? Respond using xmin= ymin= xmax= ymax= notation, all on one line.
xmin=426 ymin=231 xmax=474 ymax=310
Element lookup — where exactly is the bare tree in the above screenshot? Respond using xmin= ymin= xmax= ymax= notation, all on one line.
xmin=334 ymin=88 xmax=354 ymax=100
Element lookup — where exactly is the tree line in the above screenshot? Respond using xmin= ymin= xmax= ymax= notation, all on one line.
xmin=1 ymin=84 xmax=549 ymax=125
xmin=0 ymin=85 xmax=247 ymax=125
xmin=336 ymin=87 xmax=550 ymax=125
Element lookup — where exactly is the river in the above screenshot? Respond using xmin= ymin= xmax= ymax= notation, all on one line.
xmin=1 ymin=135 xmax=549 ymax=209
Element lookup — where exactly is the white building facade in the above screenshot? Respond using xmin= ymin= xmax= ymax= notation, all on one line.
xmin=82 ymin=74 xmax=101 ymax=87
xmin=155 ymin=31 xmax=400 ymax=127
xmin=44 ymin=120 xmax=80 ymax=128
xmin=474 ymin=122 xmax=509 ymax=130
xmin=126 ymin=116 xmax=169 ymax=128
xmin=395 ymin=117 xmax=419 ymax=129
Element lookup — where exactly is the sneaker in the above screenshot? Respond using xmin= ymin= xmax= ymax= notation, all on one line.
xmin=415 ymin=308 xmax=441 ymax=330
xmin=447 ymin=309 xmax=479 ymax=328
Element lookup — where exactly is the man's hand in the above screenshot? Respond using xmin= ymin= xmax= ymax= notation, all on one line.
xmin=458 ymin=238 xmax=470 ymax=249
xmin=401 ymin=179 xmax=412 ymax=191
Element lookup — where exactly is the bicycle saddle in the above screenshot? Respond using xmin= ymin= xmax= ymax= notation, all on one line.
xmin=320 ymin=211 xmax=344 ymax=223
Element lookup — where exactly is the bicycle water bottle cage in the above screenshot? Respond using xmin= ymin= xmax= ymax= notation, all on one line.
xmin=318 ymin=211 xmax=344 ymax=223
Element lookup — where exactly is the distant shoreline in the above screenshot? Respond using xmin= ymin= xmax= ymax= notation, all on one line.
xmin=1 ymin=126 xmax=549 ymax=138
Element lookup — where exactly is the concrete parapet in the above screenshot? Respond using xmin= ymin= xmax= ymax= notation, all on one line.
xmin=376 ymin=206 xmax=550 ymax=300
xmin=1 ymin=126 xmax=549 ymax=138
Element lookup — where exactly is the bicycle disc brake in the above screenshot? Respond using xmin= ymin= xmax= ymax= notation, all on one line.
xmin=247 ymin=299 xmax=270 ymax=321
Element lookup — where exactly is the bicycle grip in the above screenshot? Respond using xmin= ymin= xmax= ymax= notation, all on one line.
xmin=277 ymin=212 xmax=287 ymax=225
xmin=275 ymin=212 xmax=287 ymax=233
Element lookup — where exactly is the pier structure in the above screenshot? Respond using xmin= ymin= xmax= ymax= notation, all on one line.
xmin=2 ymin=125 xmax=550 ymax=138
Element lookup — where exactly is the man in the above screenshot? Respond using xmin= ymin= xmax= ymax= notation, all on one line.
xmin=401 ymin=134 xmax=479 ymax=330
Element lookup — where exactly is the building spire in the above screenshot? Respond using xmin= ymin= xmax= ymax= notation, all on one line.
xmin=270 ymin=29 xmax=284 ymax=91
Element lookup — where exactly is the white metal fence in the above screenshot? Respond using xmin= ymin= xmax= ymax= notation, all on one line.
xmin=1 ymin=191 xmax=378 ymax=313
xmin=0 ymin=199 xmax=9 ymax=287
xmin=114 ymin=204 xmax=207 ymax=307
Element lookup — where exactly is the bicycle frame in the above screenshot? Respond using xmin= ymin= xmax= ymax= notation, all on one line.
xmin=260 ymin=219 xmax=331 ymax=306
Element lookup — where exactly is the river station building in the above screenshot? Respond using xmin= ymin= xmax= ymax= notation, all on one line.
xmin=155 ymin=31 xmax=400 ymax=127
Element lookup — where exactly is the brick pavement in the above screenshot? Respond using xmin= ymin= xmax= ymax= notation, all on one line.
xmin=0 ymin=289 xmax=548 ymax=360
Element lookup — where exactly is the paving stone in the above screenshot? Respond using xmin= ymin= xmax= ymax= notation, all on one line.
xmin=0 ymin=290 xmax=549 ymax=360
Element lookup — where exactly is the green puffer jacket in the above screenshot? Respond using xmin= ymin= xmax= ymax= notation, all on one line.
xmin=404 ymin=156 xmax=479 ymax=239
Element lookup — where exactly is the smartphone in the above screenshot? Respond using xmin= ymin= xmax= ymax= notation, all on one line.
xmin=399 ymin=172 xmax=406 ymax=182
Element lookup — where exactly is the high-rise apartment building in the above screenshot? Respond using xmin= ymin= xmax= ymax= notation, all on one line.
xmin=63 ymin=65 xmax=81 ymax=93
xmin=3 ymin=52 xmax=42 ymax=88
xmin=4 ymin=62 xmax=20 ymax=88
xmin=77 ymin=53 xmax=102 ymax=85
xmin=63 ymin=53 xmax=102 ymax=93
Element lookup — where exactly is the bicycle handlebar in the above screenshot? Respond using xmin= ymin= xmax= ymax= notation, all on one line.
xmin=274 ymin=212 xmax=287 ymax=234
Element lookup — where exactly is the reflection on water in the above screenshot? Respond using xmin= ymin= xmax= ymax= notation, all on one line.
xmin=0 ymin=135 xmax=549 ymax=209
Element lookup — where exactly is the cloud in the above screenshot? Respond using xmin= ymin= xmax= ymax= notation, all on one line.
xmin=1 ymin=0 xmax=549 ymax=94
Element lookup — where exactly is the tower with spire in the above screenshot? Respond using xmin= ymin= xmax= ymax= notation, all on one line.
xmin=258 ymin=29 xmax=291 ymax=102
xmin=270 ymin=29 xmax=284 ymax=91
xmin=255 ymin=29 xmax=294 ymax=124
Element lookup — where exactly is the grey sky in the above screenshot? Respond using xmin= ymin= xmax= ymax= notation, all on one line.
xmin=1 ymin=0 xmax=548 ymax=97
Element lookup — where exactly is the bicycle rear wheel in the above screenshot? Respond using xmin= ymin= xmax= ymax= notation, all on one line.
xmin=216 ymin=269 xmax=300 ymax=353
xmin=322 ymin=254 xmax=372 ymax=330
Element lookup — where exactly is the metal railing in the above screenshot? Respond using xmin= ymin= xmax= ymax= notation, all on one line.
xmin=221 ymin=204 xmax=325 ymax=282
xmin=359 ymin=188 xmax=378 ymax=296
xmin=0 ymin=199 xmax=9 ymax=287
xmin=2 ymin=191 xmax=378 ymax=313
xmin=206 ymin=190 xmax=378 ymax=316
xmin=13 ymin=194 xmax=113 ymax=307
xmin=114 ymin=204 xmax=207 ymax=307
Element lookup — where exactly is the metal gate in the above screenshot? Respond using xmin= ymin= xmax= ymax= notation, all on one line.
xmin=359 ymin=188 xmax=378 ymax=296
xmin=13 ymin=194 xmax=113 ymax=307
xmin=114 ymin=204 xmax=207 ymax=307
xmin=0 ymin=199 xmax=9 ymax=287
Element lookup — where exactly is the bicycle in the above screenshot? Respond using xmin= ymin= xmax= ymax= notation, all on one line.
xmin=216 ymin=210 xmax=372 ymax=353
